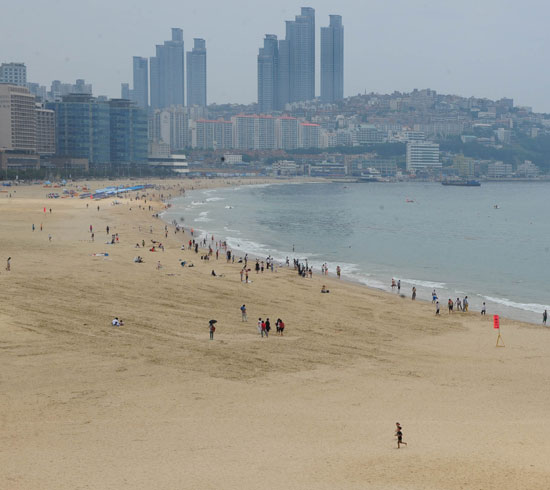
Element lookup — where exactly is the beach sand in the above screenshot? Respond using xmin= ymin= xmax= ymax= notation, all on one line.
xmin=1 ymin=179 xmax=549 ymax=489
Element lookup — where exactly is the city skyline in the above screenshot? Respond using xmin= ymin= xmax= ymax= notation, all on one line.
xmin=1 ymin=1 xmax=550 ymax=111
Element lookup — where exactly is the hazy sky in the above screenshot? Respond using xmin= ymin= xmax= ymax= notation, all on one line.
xmin=2 ymin=0 xmax=549 ymax=111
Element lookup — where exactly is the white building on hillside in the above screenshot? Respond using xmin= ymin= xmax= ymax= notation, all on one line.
xmin=406 ymin=141 xmax=440 ymax=171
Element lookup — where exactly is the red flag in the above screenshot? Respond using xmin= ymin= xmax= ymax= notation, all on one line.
xmin=493 ymin=315 xmax=500 ymax=329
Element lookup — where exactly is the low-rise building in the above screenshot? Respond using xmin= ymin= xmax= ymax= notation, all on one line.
xmin=309 ymin=161 xmax=346 ymax=177
xmin=515 ymin=160 xmax=539 ymax=178
xmin=272 ymin=160 xmax=297 ymax=176
xmin=147 ymin=154 xmax=189 ymax=174
xmin=487 ymin=161 xmax=513 ymax=178
xmin=223 ymin=154 xmax=243 ymax=165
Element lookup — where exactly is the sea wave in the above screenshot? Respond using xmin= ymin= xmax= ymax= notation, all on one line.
xmin=206 ymin=197 xmax=225 ymax=202
xmin=399 ymin=278 xmax=446 ymax=289
xmin=223 ymin=226 xmax=241 ymax=233
xmin=190 ymin=201 xmax=205 ymax=206
xmin=483 ymin=296 xmax=549 ymax=313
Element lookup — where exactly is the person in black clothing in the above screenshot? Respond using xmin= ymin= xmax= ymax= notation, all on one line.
xmin=395 ymin=422 xmax=407 ymax=448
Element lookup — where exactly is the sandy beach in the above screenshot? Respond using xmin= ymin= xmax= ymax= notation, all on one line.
xmin=1 ymin=178 xmax=550 ymax=489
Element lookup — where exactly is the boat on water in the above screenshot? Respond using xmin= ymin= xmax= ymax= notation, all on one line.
xmin=357 ymin=168 xmax=388 ymax=183
xmin=442 ymin=179 xmax=481 ymax=187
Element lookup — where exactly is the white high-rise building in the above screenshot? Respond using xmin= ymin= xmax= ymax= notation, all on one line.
xmin=0 ymin=63 xmax=27 ymax=86
xmin=406 ymin=141 xmax=440 ymax=171
xmin=0 ymin=84 xmax=36 ymax=151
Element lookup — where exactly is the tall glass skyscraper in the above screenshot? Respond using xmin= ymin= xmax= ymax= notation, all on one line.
xmin=321 ymin=15 xmax=344 ymax=103
xmin=257 ymin=34 xmax=279 ymax=113
xmin=132 ymin=56 xmax=149 ymax=109
xmin=257 ymin=7 xmax=315 ymax=111
xmin=186 ymin=39 xmax=207 ymax=107
xmin=288 ymin=7 xmax=315 ymax=103
xmin=150 ymin=28 xmax=185 ymax=110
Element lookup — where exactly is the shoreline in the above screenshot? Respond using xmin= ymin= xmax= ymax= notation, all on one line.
xmin=164 ymin=181 xmax=548 ymax=327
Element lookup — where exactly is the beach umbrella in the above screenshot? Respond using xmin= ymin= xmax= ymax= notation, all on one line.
xmin=209 ymin=319 xmax=217 ymax=324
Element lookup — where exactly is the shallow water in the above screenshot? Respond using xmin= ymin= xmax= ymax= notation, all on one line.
xmin=163 ymin=181 xmax=550 ymax=325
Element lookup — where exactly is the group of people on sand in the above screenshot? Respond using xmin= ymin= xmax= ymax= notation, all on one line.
xmin=444 ymin=295 xmax=470 ymax=314
xmin=256 ymin=317 xmax=285 ymax=338
xmin=239 ymin=305 xmax=285 ymax=337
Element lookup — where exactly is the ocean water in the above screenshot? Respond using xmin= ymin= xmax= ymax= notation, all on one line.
xmin=163 ymin=181 xmax=550 ymax=325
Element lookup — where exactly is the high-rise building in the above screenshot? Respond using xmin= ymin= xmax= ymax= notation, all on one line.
xmin=187 ymin=39 xmax=207 ymax=107
xmin=406 ymin=141 xmax=440 ymax=171
xmin=49 ymin=79 xmax=92 ymax=99
xmin=276 ymin=116 xmax=299 ymax=149
xmin=150 ymin=28 xmax=185 ymax=110
xmin=109 ymin=99 xmax=148 ymax=164
xmin=48 ymin=94 xmax=111 ymax=165
xmin=132 ymin=56 xmax=148 ymax=109
xmin=0 ymin=63 xmax=27 ymax=86
xmin=299 ymin=122 xmax=321 ymax=148
xmin=277 ymin=39 xmax=290 ymax=109
xmin=193 ymin=119 xmax=233 ymax=149
xmin=321 ymin=15 xmax=344 ymax=102
xmin=0 ymin=84 xmax=36 ymax=151
xmin=27 ymin=83 xmax=47 ymax=101
xmin=36 ymin=105 xmax=56 ymax=155
xmin=258 ymin=8 xmax=315 ymax=108
xmin=149 ymin=106 xmax=192 ymax=151
xmin=288 ymin=7 xmax=315 ymax=102
xmin=257 ymin=35 xmax=279 ymax=113
xmin=121 ymin=83 xmax=131 ymax=100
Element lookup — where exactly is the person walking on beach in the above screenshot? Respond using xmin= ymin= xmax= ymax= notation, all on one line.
xmin=432 ymin=289 xmax=437 ymax=303
xmin=265 ymin=318 xmax=271 ymax=337
xmin=106 ymin=225 xmax=110 ymax=235
xmin=32 ymin=223 xmax=35 ymax=232
xmin=481 ymin=302 xmax=486 ymax=315
xmin=456 ymin=297 xmax=462 ymax=311
xmin=336 ymin=265 xmax=341 ymax=279
xmin=448 ymin=298 xmax=453 ymax=314
xmin=209 ymin=320 xmax=216 ymax=340
xmin=241 ymin=304 xmax=247 ymax=322
xmin=463 ymin=296 xmax=469 ymax=312
xmin=257 ymin=318 xmax=263 ymax=336
xmin=397 ymin=279 xmax=401 ymax=293
xmin=412 ymin=287 xmax=416 ymax=301
xmin=544 ymin=309 xmax=548 ymax=326
xmin=435 ymin=300 xmax=440 ymax=315
xmin=6 ymin=257 xmax=11 ymax=271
